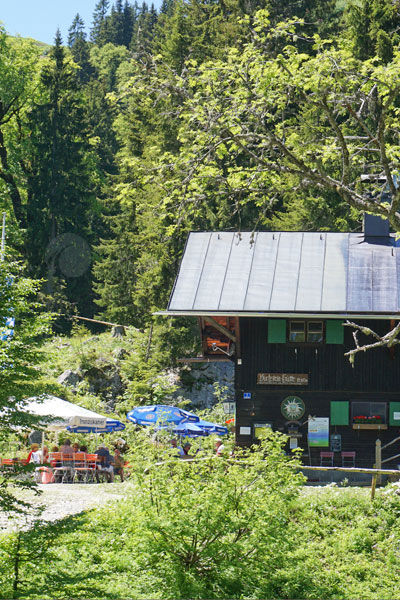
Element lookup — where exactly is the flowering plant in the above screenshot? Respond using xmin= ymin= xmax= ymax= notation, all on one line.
xmin=353 ymin=415 xmax=383 ymax=424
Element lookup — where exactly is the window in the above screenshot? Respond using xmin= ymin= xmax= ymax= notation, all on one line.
xmin=289 ymin=321 xmax=305 ymax=342
xmin=351 ymin=401 xmax=387 ymax=425
xmin=307 ymin=321 xmax=323 ymax=343
xmin=289 ymin=320 xmax=324 ymax=343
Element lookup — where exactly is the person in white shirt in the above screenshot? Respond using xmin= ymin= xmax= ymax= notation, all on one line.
xmin=215 ymin=439 xmax=225 ymax=456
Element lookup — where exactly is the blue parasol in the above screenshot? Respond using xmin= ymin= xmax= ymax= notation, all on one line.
xmin=127 ymin=405 xmax=228 ymax=436
xmin=159 ymin=421 xmax=209 ymax=438
xmin=127 ymin=404 xmax=199 ymax=426
xmin=196 ymin=419 xmax=229 ymax=436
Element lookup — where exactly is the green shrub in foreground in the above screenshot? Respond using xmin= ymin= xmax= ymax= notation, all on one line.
xmin=0 ymin=431 xmax=304 ymax=599
xmin=1 ymin=437 xmax=400 ymax=599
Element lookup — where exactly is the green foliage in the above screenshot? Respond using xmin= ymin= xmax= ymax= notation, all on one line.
xmin=0 ymin=431 xmax=307 ymax=599
xmin=3 ymin=1 xmax=400 ymax=338
xmin=0 ymin=31 xmax=41 ymax=229
xmin=37 ymin=321 xmax=199 ymax=415
xmin=140 ymin=13 xmax=400 ymax=235
xmin=345 ymin=0 xmax=400 ymax=61
xmin=3 ymin=441 xmax=400 ymax=599
xmin=90 ymin=43 xmax=130 ymax=92
xmin=0 ymin=261 xmax=52 ymax=512
xmin=90 ymin=0 xmax=111 ymax=46
xmin=68 ymin=14 xmax=93 ymax=83
xmin=25 ymin=31 xmax=102 ymax=318
xmin=118 ymin=318 xmax=200 ymax=406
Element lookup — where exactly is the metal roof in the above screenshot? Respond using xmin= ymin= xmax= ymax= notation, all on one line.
xmin=165 ymin=231 xmax=400 ymax=318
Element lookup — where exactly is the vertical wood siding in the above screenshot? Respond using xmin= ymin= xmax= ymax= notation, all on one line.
xmin=235 ymin=317 xmax=400 ymax=469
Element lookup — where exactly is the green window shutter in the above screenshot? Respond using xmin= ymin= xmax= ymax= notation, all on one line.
xmin=389 ymin=402 xmax=400 ymax=426
xmin=330 ymin=401 xmax=349 ymax=426
xmin=267 ymin=319 xmax=286 ymax=343
xmin=326 ymin=320 xmax=344 ymax=344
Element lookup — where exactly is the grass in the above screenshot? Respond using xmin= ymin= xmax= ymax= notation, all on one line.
xmin=1 ymin=479 xmax=400 ymax=599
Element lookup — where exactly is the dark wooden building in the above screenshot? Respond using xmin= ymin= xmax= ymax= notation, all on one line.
xmin=162 ymin=219 xmax=400 ymax=471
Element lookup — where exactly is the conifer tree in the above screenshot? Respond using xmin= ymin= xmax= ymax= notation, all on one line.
xmin=106 ymin=0 xmax=126 ymax=46
xmin=90 ymin=0 xmax=110 ymax=45
xmin=160 ymin=0 xmax=175 ymax=14
xmin=158 ymin=0 xmax=191 ymax=72
xmin=25 ymin=30 xmax=100 ymax=316
xmin=131 ymin=2 xmax=158 ymax=53
xmin=345 ymin=0 xmax=400 ymax=62
xmin=122 ymin=0 xmax=136 ymax=47
xmin=68 ymin=14 xmax=92 ymax=83
xmin=67 ymin=14 xmax=85 ymax=48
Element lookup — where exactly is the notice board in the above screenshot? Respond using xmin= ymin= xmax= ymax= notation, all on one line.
xmin=308 ymin=417 xmax=329 ymax=447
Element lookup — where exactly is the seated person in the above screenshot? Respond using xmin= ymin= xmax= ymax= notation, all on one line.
xmin=215 ymin=439 xmax=225 ymax=456
xmin=113 ymin=448 xmax=125 ymax=482
xmin=58 ymin=439 xmax=74 ymax=481
xmin=95 ymin=443 xmax=114 ymax=482
xmin=27 ymin=443 xmax=40 ymax=463
xmin=33 ymin=447 xmax=54 ymax=484
xmin=182 ymin=442 xmax=192 ymax=458
xmin=170 ymin=438 xmax=184 ymax=457
xmin=59 ymin=439 xmax=73 ymax=459
xmin=115 ymin=438 xmax=129 ymax=454
xmin=41 ymin=446 xmax=50 ymax=463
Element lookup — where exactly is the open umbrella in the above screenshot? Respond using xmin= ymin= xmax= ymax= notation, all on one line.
xmin=196 ymin=419 xmax=229 ymax=436
xmin=127 ymin=404 xmax=199 ymax=426
xmin=158 ymin=421 xmax=209 ymax=438
xmin=127 ymin=405 xmax=228 ymax=438
xmin=67 ymin=418 xmax=126 ymax=434
xmin=25 ymin=395 xmax=125 ymax=433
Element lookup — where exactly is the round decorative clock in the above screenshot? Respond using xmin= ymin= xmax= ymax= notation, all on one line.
xmin=281 ymin=396 xmax=305 ymax=420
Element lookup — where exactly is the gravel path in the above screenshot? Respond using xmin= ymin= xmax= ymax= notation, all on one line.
xmin=0 ymin=482 xmax=126 ymax=532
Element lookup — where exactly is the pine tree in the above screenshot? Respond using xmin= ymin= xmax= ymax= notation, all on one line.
xmin=68 ymin=14 xmax=92 ymax=83
xmin=67 ymin=13 xmax=85 ymax=47
xmin=122 ymin=0 xmax=136 ymax=47
xmin=345 ymin=0 xmax=400 ymax=61
xmin=160 ymin=0 xmax=175 ymax=14
xmin=26 ymin=30 xmax=100 ymax=316
xmin=131 ymin=2 xmax=158 ymax=53
xmin=158 ymin=1 xmax=192 ymax=72
xmin=106 ymin=1 xmax=126 ymax=45
xmin=90 ymin=0 xmax=110 ymax=45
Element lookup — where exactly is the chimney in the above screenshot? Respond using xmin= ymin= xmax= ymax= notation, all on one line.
xmin=363 ymin=213 xmax=390 ymax=238
xmin=360 ymin=174 xmax=392 ymax=239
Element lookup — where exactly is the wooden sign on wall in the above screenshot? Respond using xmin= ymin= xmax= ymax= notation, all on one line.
xmin=257 ymin=373 xmax=309 ymax=385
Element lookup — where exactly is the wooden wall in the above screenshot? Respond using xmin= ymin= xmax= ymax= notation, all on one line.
xmin=235 ymin=317 xmax=400 ymax=468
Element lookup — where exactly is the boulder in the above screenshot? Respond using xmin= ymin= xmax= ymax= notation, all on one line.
xmin=57 ymin=369 xmax=82 ymax=387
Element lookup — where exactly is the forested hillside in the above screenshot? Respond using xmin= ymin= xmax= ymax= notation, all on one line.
xmin=2 ymin=0 xmax=400 ymax=363
xmin=3 ymin=5 xmax=400 ymax=597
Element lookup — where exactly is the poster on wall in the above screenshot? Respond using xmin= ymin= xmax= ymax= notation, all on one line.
xmin=308 ymin=417 xmax=329 ymax=447
xmin=254 ymin=423 xmax=272 ymax=439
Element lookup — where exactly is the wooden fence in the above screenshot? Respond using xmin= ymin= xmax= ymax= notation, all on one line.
xmin=146 ymin=455 xmax=400 ymax=500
